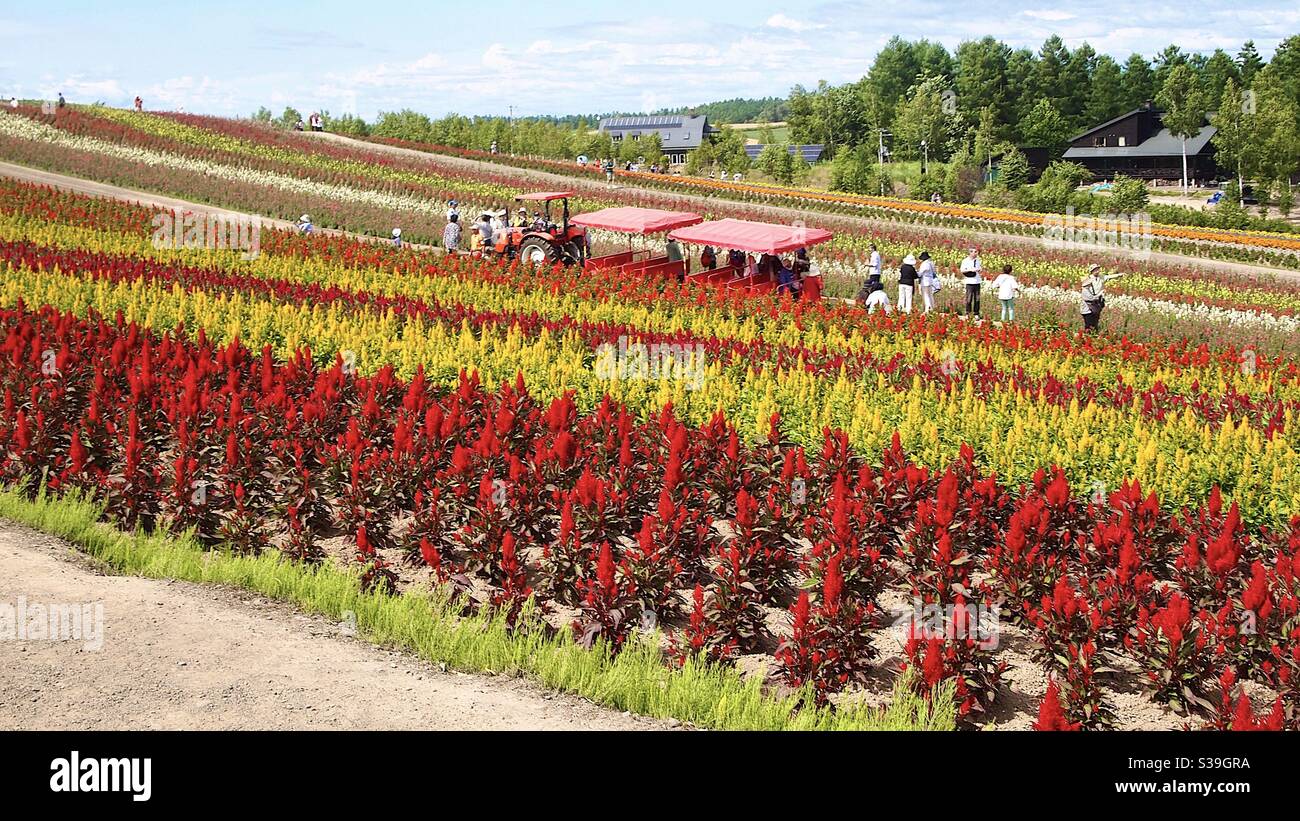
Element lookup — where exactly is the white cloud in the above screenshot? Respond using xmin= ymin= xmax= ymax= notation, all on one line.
xmin=1022 ymin=9 xmax=1076 ymax=21
xmin=765 ymin=13 xmax=825 ymax=33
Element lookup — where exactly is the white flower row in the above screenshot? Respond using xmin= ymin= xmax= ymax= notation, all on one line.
xmin=815 ymin=257 xmax=1300 ymax=334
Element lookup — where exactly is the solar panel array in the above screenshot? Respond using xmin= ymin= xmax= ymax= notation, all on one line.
xmin=743 ymin=144 xmax=826 ymax=164
xmin=601 ymin=116 xmax=685 ymax=130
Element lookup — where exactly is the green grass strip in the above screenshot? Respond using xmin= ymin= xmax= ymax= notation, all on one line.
xmin=0 ymin=485 xmax=955 ymax=731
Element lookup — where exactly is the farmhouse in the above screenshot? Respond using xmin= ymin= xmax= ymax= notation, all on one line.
xmin=1062 ymin=103 xmax=1219 ymax=181
xmin=597 ymin=115 xmax=719 ymax=165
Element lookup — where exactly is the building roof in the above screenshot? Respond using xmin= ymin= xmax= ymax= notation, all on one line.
xmin=598 ymin=114 xmax=710 ymax=151
xmin=1063 ymin=125 xmax=1217 ymax=159
xmin=1068 ymin=108 xmax=1152 ymax=144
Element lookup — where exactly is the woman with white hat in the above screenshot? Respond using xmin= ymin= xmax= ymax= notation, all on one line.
xmin=1081 ymin=264 xmax=1124 ymax=333
xmin=897 ymin=253 xmax=918 ymax=313
xmin=917 ymin=251 xmax=940 ymax=313
xmin=298 ymin=214 xmax=313 ymax=235
xmin=391 ymin=228 xmax=402 ymax=248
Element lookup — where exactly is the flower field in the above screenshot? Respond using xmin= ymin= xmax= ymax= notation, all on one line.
xmin=2 ymin=161 xmax=1300 ymax=730
xmin=3 ymin=105 xmax=1298 ymax=354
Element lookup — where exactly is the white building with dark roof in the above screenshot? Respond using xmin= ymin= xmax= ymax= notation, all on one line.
xmin=597 ymin=115 xmax=718 ymax=165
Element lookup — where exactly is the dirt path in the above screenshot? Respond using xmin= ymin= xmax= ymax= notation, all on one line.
xmin=0 ymin=522 xmax=666 ymax=730
xmin=0 ymin=160 xmax=434 ymax=251
xmin=301 ymin=132 xmax=1300 ymax=285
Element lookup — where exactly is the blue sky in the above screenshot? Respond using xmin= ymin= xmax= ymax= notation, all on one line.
xmin=1 ymin=1 xmax=1296 ymax=119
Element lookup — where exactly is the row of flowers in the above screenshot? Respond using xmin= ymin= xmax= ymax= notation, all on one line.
xmin=4 ymin=174 xmax=1296 ymax=397
xmin=3 ymin=227 xmax=1298 ymax=530
xmin=7 ymin=199 xmax=1299 ymax=419
xmin=2 ymin=302 xmax=1296 ymax=728
xmin=16 ymin=107 xmax=1300 ymax=321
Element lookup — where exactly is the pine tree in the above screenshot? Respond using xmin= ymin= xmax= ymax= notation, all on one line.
xmin=1121 ymin=53 xmax=1155 ymax=111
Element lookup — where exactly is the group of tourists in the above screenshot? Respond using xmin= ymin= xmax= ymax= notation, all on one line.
xmin=852 ymin=246 xmax=1124 ymax=332
xmin=441 ymin=199 xmax=554 ymax=253
xmin=696 ymin=246 xmax=814 ymax=298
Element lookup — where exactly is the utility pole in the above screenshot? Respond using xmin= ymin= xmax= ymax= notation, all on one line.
xmin=877 ymin=129 xmax=891 ymax=196
xmin=920 ymin=140 xmax=928 ymax=175
xmin=508 ymin=105 xmax=515 ymax=156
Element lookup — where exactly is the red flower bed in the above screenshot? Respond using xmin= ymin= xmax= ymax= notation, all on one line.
xmin=3 ymin=302 xmax=1299 ymax=727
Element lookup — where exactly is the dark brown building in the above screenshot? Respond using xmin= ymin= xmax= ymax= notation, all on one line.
xmin=1062 ymin=104 xmax=1219 ymax=181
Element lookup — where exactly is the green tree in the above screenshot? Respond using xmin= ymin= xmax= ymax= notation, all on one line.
xmin=865 ymin=37 xmax=922 ymax=125
xmin=1020 ymin=98 xmax=1072 ymax=158
xmin=1108 ymin=174 xmax=1150 ymax=213
xmin=1122 ymin=53 xmax=1155 ymax=110
xmin=760 ymin=143 xmax=799 ymax=184
xmin=1211 ymin=79 xmax=1257 ymax=202
xmin=943 ymin=145 xmax=983 ymax=202
xmin=893 ymin=75 xmax=957 ymax=161
xmin=1006 ymin=47 xmax=1039 ymax=126
xmin=276 ymin=106 xmax=303 ymax=130
xmin=829 ymin=144 xmax=890 ymax=195
xmin=1238 ymin=40 xmax=1264 ymax=84
xmin=325 ymin=112 xmax=370 ymax=136
xmin=1086 ymin=55 xmax=1126 ymax=124
xmin=1017 ymin=160 xmax=1092 ymax=212
xmin=995 ymin=144 xmax=1031 ymax=190
xmin=956 ymin=37 xmax=1012 ymax=127
xmin=1153 ymin=45 xmax=1188 ymax=93
xmin=1200 ymin=49 xmax=1241 ymax=113
xmin=1061 ymin=43 xmax=1097 ymax=124
xmin=1034 ymin=36 xmax=1072 ymax=112
xmin=972 ymin=105 xmax=998 ymax=168
xmin=1268 ymin=35 xmax=1300 ymax=116
xmin=1250 ymin=67 xmax=1300 ymax=201
xmin=1156 ymin=63 xmax=1208 ymax=194
xmin=251 ymin=106 xmax=273 ymax=124
xmin=712 ymin=127 xmax=751 ymax=174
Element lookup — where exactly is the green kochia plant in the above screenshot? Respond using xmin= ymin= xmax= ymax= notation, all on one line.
xmin=0 ymin=484 xmax=956 ymax=731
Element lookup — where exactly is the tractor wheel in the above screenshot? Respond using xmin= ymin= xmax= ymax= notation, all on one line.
xmin=561 ymin=241 xmax=584 ymax=265
xmin=518 ymin=236 xmax=562 ymax=267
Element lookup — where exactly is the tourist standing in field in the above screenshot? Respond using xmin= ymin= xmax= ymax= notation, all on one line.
xmin=1081 ymin=264 xmax=1124 ymax=333
xmin=442 ymin=213 xmax=462 ymax=252
xmin=960 ymin=248 xmax=983 ymax=319
xmin=918 ymin=251 xmax=939 ymax=313
xmin=868 ymin=244 xmax=882 ymax=281
xmin=991 ymin=264 xmax=1020 ymax=322
xmin=57 ymin=92 xmax=65 ymax=108
xmin=134 ymin=96 xmax=143 ymax=111
xmin=897 ymin=254 xmax=918 ymax=313
xmin=477 ymin=214 xmax=494 ymax=249
xmin=666 ymin=237 xmax=684 ymax=265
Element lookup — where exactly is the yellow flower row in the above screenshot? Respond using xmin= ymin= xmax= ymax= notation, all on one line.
xmin=4 ymin=260 xmax=1296 ymax=527
xmin=5 ymin=212 xmax=1296 ymax=417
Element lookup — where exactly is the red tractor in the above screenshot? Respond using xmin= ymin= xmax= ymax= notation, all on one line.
xmin=490 ymin=191 xmax=587 ymax=266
